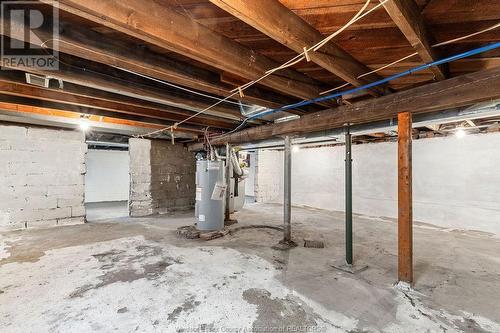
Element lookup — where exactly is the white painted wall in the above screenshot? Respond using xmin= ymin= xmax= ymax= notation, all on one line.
xmin=255 ymin=150 xmax=284 ymax=203
xmin=85 ymin=149 xmax=130 ymax=203
xmin=245 ymin=152 xmax=257 ymax=197
xmin=256 ymin=132 xmax=500 ymax=236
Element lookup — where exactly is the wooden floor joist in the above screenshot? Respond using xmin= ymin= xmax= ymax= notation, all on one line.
xmin=380 ymin=0 xmax=447 ymax=80
xmin=43 ymin=0 xmax=331 ymax=104
xmin=0 ymin=80 xmax=237 ymax=130
xmin=397 ymin=111 xmax=413 ymax=284
xmin=209 ymin=0 xmax=385 ymax=96
xmin=1 ymin=23 xmax=308 ymax=111
xmin=10 ymin=61 xmax=245 ymax=121
xmin=0 ymin=101 xmax=204 ymax=134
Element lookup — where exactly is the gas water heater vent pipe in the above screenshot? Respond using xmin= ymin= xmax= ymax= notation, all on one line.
xmin=231 ymin=149 xmax=249 ymax=180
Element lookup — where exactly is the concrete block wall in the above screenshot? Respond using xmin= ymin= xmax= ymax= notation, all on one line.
xmin=244 ymin=152 xmax=257 ymax=197
xmin=129 ymin=138 xmax=154 ymax=217
xmin=129 ymin=138 xmax=195 ymax=217
xmin=0 ymin=124 xmax=87 ymax=230
xmin=150 ymin=140 xmax=196 ymax=213
xmin=254 ymin=132 xmax=500 ymax=237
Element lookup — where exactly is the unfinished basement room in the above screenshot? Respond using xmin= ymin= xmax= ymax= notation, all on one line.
xmin=1 ymin=0 xmax=500 ymax=332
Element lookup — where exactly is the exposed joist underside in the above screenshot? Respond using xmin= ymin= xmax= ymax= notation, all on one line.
xmin=209 ymin=0 xmax=385 ymax=96
xmin=0 ymin=78 xmax=238 ymax=130
xmin=21 ymin=23 xmax=312 ymax=112
xmin=0 ymin=0 xmax=497 ymax=138
xmin=380 ymin=0 xmax=447 ymax=80
xmin=41 ymin=0 xmax=333 ymax=104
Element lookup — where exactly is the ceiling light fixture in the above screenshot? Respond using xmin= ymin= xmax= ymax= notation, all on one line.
xmin=79 ymin=116 xmax=90 ymax=131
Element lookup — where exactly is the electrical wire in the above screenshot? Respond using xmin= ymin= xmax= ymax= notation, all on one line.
xmin=203 ymin=127 xmax=214 ymax=154
xmin=115 ymin=66 xmax=253 ymax=107
xmin=159 ymin=16 xmax=500 ymax=141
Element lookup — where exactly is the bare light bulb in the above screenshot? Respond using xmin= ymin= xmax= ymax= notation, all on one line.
xmin=455 ymin=128 xmax=466 ymax=139
xmin=80 ymin=120 xmax=90 ymax=131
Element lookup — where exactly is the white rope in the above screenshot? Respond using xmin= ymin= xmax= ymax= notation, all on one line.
xmin=141 ymin=0 xmax=378 ymax=137
xmin=357 ymin=52 xmax=419 ymax=79
xmin=433 ymin=22 xmax=500 ymax=47
xmin=312 ymin=0 xmax=375 ymax=51
xmin=254 ymin=0 xmax=380 ymax=79
xmin=319 ymin=83 xmax=352 ymax=96
xmin=319 ymin=20 xmax=500 ymax=95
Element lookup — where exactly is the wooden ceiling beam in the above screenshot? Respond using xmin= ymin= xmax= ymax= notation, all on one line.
xmin=380 ymin=0 xmax=447 ymax=80
xmin=190 ymin=66 xmax=500 ymax=148
xmin=0 ymin=77 xmax=237 ymax=130
xmin=2 ymin=56 xmax=250 ymax=122
xmin=209 ymin=0 xmax=385 ymax=96
xmin=0 ymin=97 xmax=207 ymax=135
xmin=42 ymin=0 xmax=333 ymax=105
xmin=0 ymin=101 xmax=171 ymax=131
xmin=28 ymin=25 xmax=312 ymax=112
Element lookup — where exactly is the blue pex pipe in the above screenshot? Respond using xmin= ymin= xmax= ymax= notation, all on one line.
xmin=249 ymin=42 xmax=500 ymax=120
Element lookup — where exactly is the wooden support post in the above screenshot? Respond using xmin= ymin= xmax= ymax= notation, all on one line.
xmin=398 ymin=112 xmax=413 ymax=284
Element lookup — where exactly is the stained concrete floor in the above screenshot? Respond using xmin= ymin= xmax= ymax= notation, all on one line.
xmin=1 ymin=203 xmax=500 ymax=332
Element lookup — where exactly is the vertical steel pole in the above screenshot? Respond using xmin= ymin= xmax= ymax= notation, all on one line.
xmin=345 ymin=129 xmax=353 ymax=265
xmin=283 ymin=136 xmax=292 ymax=242
xmin=225 ymin=143 xmax=232 ymax=222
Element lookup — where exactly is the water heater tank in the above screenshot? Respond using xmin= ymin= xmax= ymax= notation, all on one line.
xmin=195 ymin=160 xmax=225 ymax=231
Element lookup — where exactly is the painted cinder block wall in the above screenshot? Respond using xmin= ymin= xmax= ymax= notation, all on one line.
xmin=0 ymin=124 xmax=87 ymax=230
xmin=255 ymin=132 xmax=500 ymax=236
xmin=254 ymin=150 xmax=284 ymax=202
xmin=129 ymin=138 xmax=196 ymax=217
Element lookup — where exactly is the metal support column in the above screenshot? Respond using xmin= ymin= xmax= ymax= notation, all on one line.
xmin=345 ymin=129 xmax=353 ymax=265
xmin=283 ymin=136 xmax=292 ymax=242
xmin=333 ymin=129 xmax=367 ymax=274
xmin=225 ymin=143 xmax=232 ymax=222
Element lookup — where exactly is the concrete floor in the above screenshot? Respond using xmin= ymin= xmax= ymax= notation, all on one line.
xmin=85 ymin=201 xmax=129 ymax=222
xmin=1 ymin=203 xmax=500 ymax=332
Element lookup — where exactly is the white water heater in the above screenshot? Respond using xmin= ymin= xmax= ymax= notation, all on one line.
xmin=195 ymin=160 xmax=225 ymax=231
